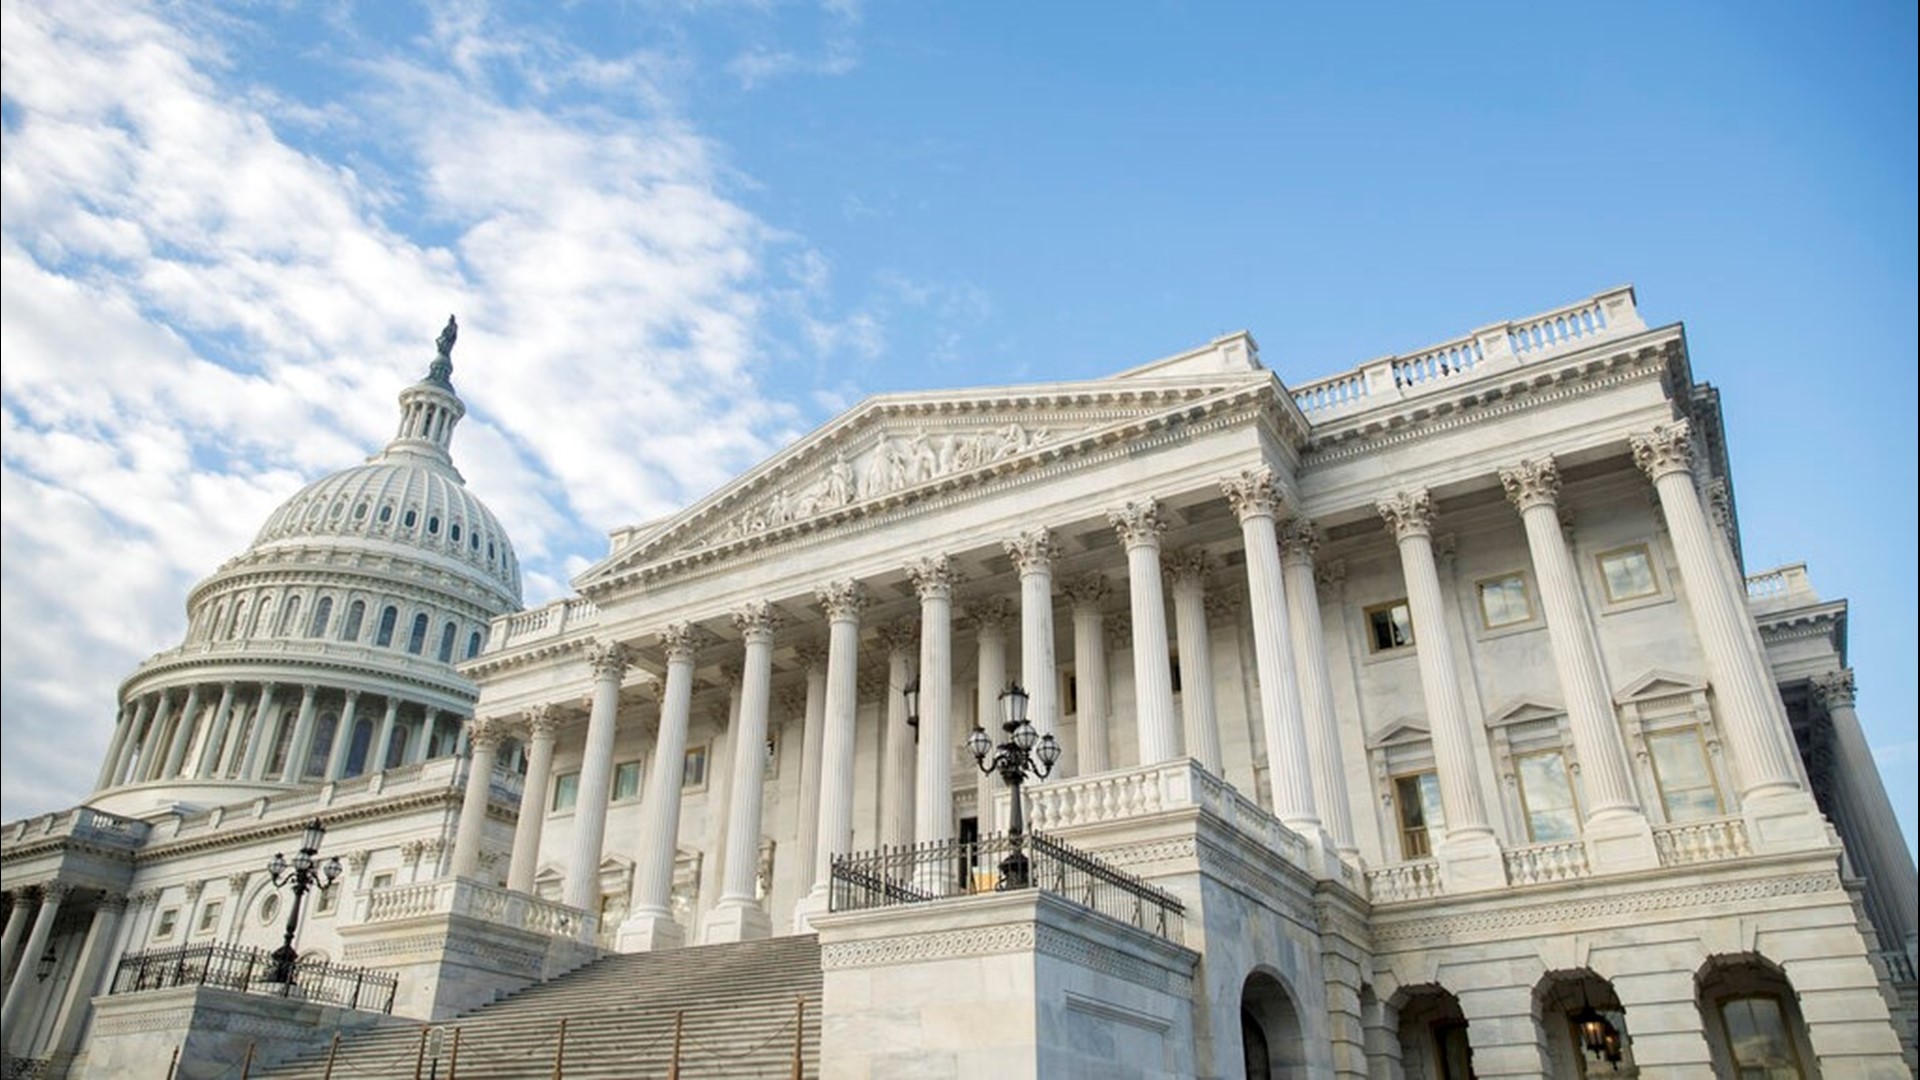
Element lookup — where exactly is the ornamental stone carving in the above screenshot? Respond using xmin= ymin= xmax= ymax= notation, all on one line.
xmin=1203 ymin=591 xmax=1240 ymax=624
xmin=1315 ymin=557 xmax=1347 ymax=594
xmin=587 ymin=641 xmax=630 ymax=680
xmin=906 ymin=554 xmax=961 ymax=599
xmin=1811 ymin=668 xmax=1856 ymax=710
xmin=1163 ymin=549 xmax=1210 ymax=587
xmin=466 ymin=715 xmax=507 ymax=750
xmin=1276 ymin=519 xmax=1320 ymax=564
xmin=225 ymin=874 xmax=250 ymax=895
xmin=1631 ymin=420 xmax=1695 ymax=481
xmin=794 ymin=640 xmax=827 ymax=670
xmin=1499 ymin=456 xmax=1562 ymax=512
xmin=1705 ymin=478 xmax=1734 ymax=532
xmin=524 ymin=703 xmax=562 ymax=738
xmin=1003 ymin=528 xmax=1059 ymax=574
xmin=344 ymin=850 xmax=371 ymax=873
xmin=659 ymin=622 xmax=703 ymax=662
xmin=99 ymin=892 xmax=130 ymax=913
xmin=731 ymin=600 xmax=781 ymax=642
xmin=778 ymin=687 xmax=807 ymax=717
xmin=1062 ymin=572 xmax=1112 ymax=611
xmin=183 ymin=879 xmax=205 ymax=901
xmin=964 ymin=597 xmax=1015 ymax=635
xmin=1219 ymin=467 xmax=1282 ymax=521
xmin=816 ymin=579 xmax=867 ymax=620
xmin=1377 ymin=489 xmax=1436 ymax=541
xmin=1107 ymin=500 xmax=1166 ymax=549
xmin=876 ymin=619 xmax=919 ymax=657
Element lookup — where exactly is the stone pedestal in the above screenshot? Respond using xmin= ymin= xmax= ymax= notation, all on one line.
xmin=1435 ymin=832 xmax=1508 ymax=893
xmin=701 ymin=901 xmax=771 ymax=945
xmin=82 ymin=985 xmax=400 ymax=1080
xmin=615 ymin=910 xmax=686 ymax=953
xmin=1583 ymin=810 xmax=1662 ymax=873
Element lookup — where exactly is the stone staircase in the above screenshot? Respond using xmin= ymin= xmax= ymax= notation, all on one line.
xmin=253 ymin=934 xmax=822 ymax=1079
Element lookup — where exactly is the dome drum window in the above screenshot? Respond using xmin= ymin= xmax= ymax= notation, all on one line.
xmin=428 ymin=515 xmax=440 ymax=536
xmin=403 ymin=509 xmax=419 ymax=529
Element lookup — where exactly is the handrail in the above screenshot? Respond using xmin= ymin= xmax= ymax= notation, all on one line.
xmin=109 ymin=942 xmax=397 ymax=1014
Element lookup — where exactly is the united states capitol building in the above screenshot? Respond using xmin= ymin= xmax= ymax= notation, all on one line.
xmin=2 ymin=288 xmax=1914 ymax=1078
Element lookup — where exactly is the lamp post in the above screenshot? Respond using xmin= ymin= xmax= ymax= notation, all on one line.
xmin=903 ymin=676 xmax=920 ymax=735
xmin=264 ymin=818 xmax=343 ymax=985
xmin=965 ymin=684 xmax=1060 ymax=889
xmin=35 ymin=945 xmax=56 ymax=982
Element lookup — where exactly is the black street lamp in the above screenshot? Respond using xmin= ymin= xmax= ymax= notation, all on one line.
xmin=902 ymin=676 xmax=921 ymax=734
xmin=35 ymin=945 xmax=56 ymax=981
xmin=264 ymin=818 xmax=343 ymax=985
xmin=965 ymin=684 xmax=1060 ymax=889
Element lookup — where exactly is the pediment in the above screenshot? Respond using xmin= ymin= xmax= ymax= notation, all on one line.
xmin=1614 ymin=669 xmax=1705 ymax=704
xmin=1369 ymin=717 xmax=1430 ymax=749
xmin=1485 ymin=697 xmax=1565 ymax=728
xmin=578 ymin=368 xmax=1276 ymax=589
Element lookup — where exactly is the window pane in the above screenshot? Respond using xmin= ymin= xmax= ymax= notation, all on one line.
xmin=1478 ymin=575 xmax=1531 ymax=628
xmin=1648 ymin=730 xmax=1723 ymax=821
xmin=1600 ymin=548 xmax=1657 ymax=601
xmin=1720 ymin=996 xmax=1803 ymax=1078
xmin=1369 ymin=601 xmax=1415 ymax=652
xmin=1394 ymin=772 xmax=1445 ymax=859
xmin=613 ymin=761 xmax=642 ymax=802
xmin=551 ymin=772 xmax=579 ymax=813
xmin=1518 ymin=752 xmax=1580 ymax=841
xmin=682 ymin=746 xmax=708 ymax=789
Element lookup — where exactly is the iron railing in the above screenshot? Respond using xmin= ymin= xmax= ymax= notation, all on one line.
xmin=830 ymin=831 xmax=1184 ymax=943
xmin=109 ymin=942 xmax=397 ymax=1014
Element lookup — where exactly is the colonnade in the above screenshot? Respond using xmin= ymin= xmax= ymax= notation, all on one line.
xmin=0 ymin=883 xmax=124 ymax=1064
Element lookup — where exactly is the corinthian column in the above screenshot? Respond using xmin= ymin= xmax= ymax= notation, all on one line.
xmin=508 ymin=705 xmax=561 ymax=895
xmin=1004 ymin=529 xmax=1061 ymax=744
xmin=798 ymin=580 xmax=867 ymax=929
xmin=1111 ymin=500 xmax=1180 ymax=765
xmin=793 ymin=643 xmax=829 ymax=893
xmin=279 ymin=684 xmax=318 ymax=782
xmin=1501 ymin=457 xmax=1658 ymax=869
xmin=623 ymin=625 xmax=702 ymax=951
xmin=0 ymin=883 xmax=68 ymax=1047
xmin=1165 ymin=551 xmax=1222 ymax=775
xmin=161 ymin=684 xmax=203 ymax=779
xmin=1276 ymin=521 xmax=1354 ymax=854
xmin=1219 ymin=468 xmax=1319 ymax=833
xmin=1063 ymin=575 xmax=1113 ymax=775
xmin=450 ymin=716 xmax=505 ymax=879
xmin=325 ymin=691 xmax=361 ymax=780
xmin=909 ymin=556 xmax=959 ymax=849
xmin=565 ymin=641 xmax=627 ymax=912
xmin=970 ymin=599 xmax=1013 ymax=833
xmin=1812 ymin=670 xmax=1917 ymax=954
xmin=708 ymin=602 xmax=779 ymax=943
xmin=877 ymin=619 xmax=918 ymax=849
xmin=1378 ymin=488 xmax=1503 ymax=889
xmin=196 ymin=683 xmax=238 ymax=779
xmin=135 ymin=691 xmax=175 ymax=782
xmin=108 ymin=698 xmax=151 ymax=788
xmin=95 ymin=705 xmax=134 ymax=791
xmin=241 ymin=684 xmax=279 ymax=781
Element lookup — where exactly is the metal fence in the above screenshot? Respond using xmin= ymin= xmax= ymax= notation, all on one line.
xmin=830 ymin=831 xmax=1184 ymax=943
xmin=109 ymin=942 xmax=398 ymax=1014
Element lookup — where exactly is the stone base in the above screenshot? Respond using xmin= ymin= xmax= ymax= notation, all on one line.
xmin=1584 ymin=810 xmax=1661 ymax=873
xmin=338 ymin=909 xmax=599 ymax=1021
xmin=81 ymin=984 xmax=400 ymax=1080
xmin=1435 ymin=830 xmax=1507 ymax=893
xmin=1743 ymin=789 xmax=1833 ymax=854
xmin=700 ymin=901 xmax=771 ymax=944
xmin=792 ymin=888 xmax=830 ymax=934
xmin=615 ymin=909 xmax=686 ymax=953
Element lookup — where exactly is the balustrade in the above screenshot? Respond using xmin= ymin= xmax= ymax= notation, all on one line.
xmin=1503 ymin=840 xmax=1592 ymax=886
xmin=1009 ymin=759 xmax=1314 ymax=869
xmin=360 ymin=877 xmax=596 ymax=942
xmin=1653 ymin=817 xmax=1752 ymax=866
xmin=1367 ymin=860 xmax=1442 ymax=903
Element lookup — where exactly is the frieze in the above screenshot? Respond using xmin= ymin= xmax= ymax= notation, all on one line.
xmin=821 ymin=923 xmax=1036 ymax=969
xmin=1033 ymin=923 xmax=1193 ymax=996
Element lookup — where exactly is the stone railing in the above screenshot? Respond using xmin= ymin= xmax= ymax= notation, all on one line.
xmin=1653 ymin=817 xmax=1752 ymax=866
xmin=1878 ymin=949 xmax=1916 ymax=986
xmin=484 ymin=596 xmax=601 ymax=655
xmin=153 ymin=759 xmax=460 ymax=845
xmin=2 ymin=806 xmax=150 ymax=848
xmin=1289 ymin=286 xmax=1643 ymax=421
xmin=360 ymin=877 xmax=596 ymax=943
xmin=1010 ymin=759 xmax=1313 ymax=869
xmin=136 ymin=637 xmax=466 ymax=684
xmin=1367 ymin=860 xmax=1443 ymax=904
xmin=1504 ymin=839 xmax=1592 ymax=886
xmin=1745 ymin=563 xmax=1817 ymax=606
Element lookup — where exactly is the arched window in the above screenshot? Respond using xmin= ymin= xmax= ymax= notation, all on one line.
xmin=403 ymin=508 xmax=418 ymax=529
xmin=308 ymin=596 xmax=333 ymax=638
xmin=254 ymin=602 xmax=275 ymax=636
xmin=209 ymin=601 xmax=228 ymax=640
xmin=341 ymin=600 xmax=366 ymax=642
xmin=437 ymin=621 xmax=458 ymax=663
xmin=229 ymin=600 xmax=248 ymax=639
xmin=427 ymin=514 xmax=440 ymax=536
xmin=345 ymin=717 xmax=375 ymax=777
xmin=375 ymin=605 xmax=399 ymax=647
xmin=278 ymin=595 xmax=303 ymax=636
xmin=305 ymin=711 xmax=338 ymax=778
xmin=407 ymin=613 xmax=430 ymax=655
xmin=467 ymin=630 xmax=484 ymax=659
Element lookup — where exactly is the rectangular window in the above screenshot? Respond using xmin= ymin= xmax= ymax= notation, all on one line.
xmin=1393 ymin=772 xmax=1445 ymax=859
xmin=612 ymin=760 xmax=642 ymax=802
xmin=196 ymin=900 xmax=222 ymax=934
xmin=551 ymin=771 xmax=580 ymax=813
xmin=155 ymin=908 xmax=179 ymax=940
xmin=1647 ymin=729 xmax=1723 ymax=821
xmin=314 ymin=888 xmax=337 ymax=915
xmin=682 ymin=745 xmax=709 ymax=790
xmin=1597 ymin=544 xmax=1659 ymax=602
xmin=1477 ymin=573 xmax=1533 ymax=629
xmin=370 ymin=872 xmax=395 ymax=891
xmin=1517 ymin=751 xmax=1580 ymax=842
xmin=1366 ymin=600 xmax=1416 ymax=653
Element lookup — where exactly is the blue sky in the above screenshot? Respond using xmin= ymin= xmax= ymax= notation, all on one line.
xmin=2 ymin=2 xmax=1914 ymax=856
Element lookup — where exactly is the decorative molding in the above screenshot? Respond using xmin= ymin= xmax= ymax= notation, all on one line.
xmin=1107 ymin=500 xmax=1166 ymax=550
xmin=1376 ymin=489 xmax=1435 ymax=541
xmin=731 ymin=600 xmax=781 ymax=642
xmin=659 ymin=622 xmax=704 ymax=662
xmin=1499 ymin=456 xmax=1561 ymax=513
xmin=1062 ymin=572 xmax=1112 ymax=611
xmin=906 ymin=554 xmax=961 ymax=600
xmin=587 ymin=641 xmax=630 ymax=680
xmin=1276 ymin=518 xmax=1320 ymax=564
xmin=1162 ymin=549 xmax=1210 ymax=588
xmin=1004 ymin=528 xmax=1059 ymax=575
xmin=876 ymin=618 xmax=919 ymax=657
xmin=1810 ymin=668 xmax=1856 ymax=711
xmin=964 ymin=597 xmax=1016 ymax=635
xmin=1631 ymin=420 xmax=1694 ymax=481
xmin=820 ymin=923 xmax=1037 ymax=969
xmin=816 ymin=580 xmax=867 ymax=621
xmin=1219 ymin=467 xmax=1282 ymax=521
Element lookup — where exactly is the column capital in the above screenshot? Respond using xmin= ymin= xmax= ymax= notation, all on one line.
xmin=1003 ymin=528 xmax=1059 ymax=574
xmin=1219 ymin=466 xmax=1283 ymax=521
xmin=183 ymin=879 xmax=205 ymax=900
xmin=876 ymin=618 xmax=918 ymax=658
xmin=98 ymin=891 xmax=130 ymax=913
xmin=793 ymin=640 xmax=828 ymax=669
xmin=524 ymin=703 xmax=563 ymax=738
xmin=1705 ymin=477 xmax=1734 ymax=532
xmin=1811 ymin=668 xmax=1857 ymax=710
xmin=587 ymin=640 xmax=630 ymax=679
xmin=778 ymin=687 xmax=807 ymax=717
xmin=1276 ymin=518 xmax=1321 ymax=564
xmin=963 ymin=597 xmax=1015 ymax=635
xmin=466 ymin=715 xmax=508 ymax=749
xmin=816 ymin=579 xmax=868 ymax=621
xmin=225 ymin=873 xmax=250 ymax=894
xmin=1314 ymin=557 xmax=1348 ymax=594
xmin=1104 ymin=613 xmax=1133 ymax=652
xmin=659 ymin=621 xmax=704 ymax=662
xmin=1376 ymin=488 xmax=1436 ymax=541
xmin=40 ymin=881 xmax=73 ymax=903
xmin=1631 ymin=420 xmax=1695 ymax=481
xmin=1107 ymin=499 xmax=1166 ymax=549
xmin=344 ymin=849 xmax=372 ymax=873
xmin=1499 ymin=455 xmax=1562 ymax=513
xmin=731 ymin=600 xmax=781 ymax=643
xmin=1163 ymin=548 xmax=1211 ymax=588
xmin=130 ymin=888 xmax=162 ymax=907
xmin=342 ymin=688 xmax=362 ymax=704
xmin=906 ymin=554 xmax=961 ymax=600
xmin=1062 ymin=572 xmax=1111 ymax=611
xmin=1203 ymin=591 xmax=1240 ymax=625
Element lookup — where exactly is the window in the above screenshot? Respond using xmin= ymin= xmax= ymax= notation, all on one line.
xmin=257 ymin=893 xmax=280 ymax=925
xmin=375 ymin=606 xmax=398 ymax=647
xmin=1598 ymin=544 xmax=1659 ymax=602
xmin=450 ymin=522 xmax=462 ymax=543
xmin=682 ymin=745 xmax=709 ymax=790
xmin=437 ymin=621 xmax=458 ymax=663
xmin=1647 ymin=728 xmax=1723 ymax=821
xmin=308 ymin=596 xmax=333 ymax=638
xmin=314 ymin=888 xmax=337 ymax=915
xmin=551 ymin=771 xmax=580 ymax=813
xmin=407 ymin=613 xmax=429 ymax=655
xmin=1366 ymin=600 xmax=1416 ymax=653
xmin=341 ymin=600 xmax=365 ymax=642
xmin=378 ymin=504 xmax=393 ymax=524
xmin=1719 ymin=996 xmax=1806 ymax=1078
xmin=154 ymin=907 xmax=179 ymax=940
xmin=403 ymin=508 xmax=418 ymax=529
xmin=466 ymin=631 xmax=484 ymax=659
xmin=371 ymin=872 xmax=394 ymax=891
xmin=1477 ymin=573 xmax=1532 ymax=629
xmin=277 ymin=595 xmax=303 ymax=635
xmin=1394 ymin=772 xmax=1445 ymax=859
xmin=1516 ymin=751 xmax=1580 ymax=842
xmin=612 ymin=760 xmax=642 ymax=802
xmin=196 ymin=900 xmax=222 ymax=934
xmin=427 ymin=514 xmax=440 ymax=536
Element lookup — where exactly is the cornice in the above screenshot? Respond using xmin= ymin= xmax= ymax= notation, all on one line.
xmin=121 ymin=644 xmax=479 ymax=705
xmin=189 ymin=549 xmax=516 ymax=617
xmin=134 ymin=785 xmax=466 ymax=863
xmin=461 ymin=635 xmax=596 ymax=680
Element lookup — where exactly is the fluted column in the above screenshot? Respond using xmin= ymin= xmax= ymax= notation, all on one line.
xmin=877 ymin=620 xmax=918 ymax=849
xmin=1219 ymin=468 xmax=1319 ymax=832
xmin=45 ymin=892 xmax=126 ymax=1064
xmin=1812 ymin=669 xmax=1918 ymax=953
xmin=565 ymin=642 xmax=628 ymax=913
xmin=108 ymin=698 xmax=150 ymax=788
xmin=1277 ymin=521 xmax=1356 ymax=854
xmin=618 ymin=629 xmax=701 ymax=950
xmin=1165 ymin=551 xmax=1222 ymax=775
xmin=240 ymin=683 xmax=279 ymax=780
xmin=196 ymin=683 xmax=238 ymax=779
xmin=1632 ymin=423 xmax=1804 ymax=803
xmin=451 ymin=716 xmax=505 ymax=880
xmin=95 ymin=705 xmax=135 ymax=791
xmin=134 ymin=690 xmax=175 ymax=782
xmin=326 ymin=690 xmax=361 ymax=780
xmin=0 ymin=892 xmax=32 ymax=991
xmin=1377 ymin=488 xmax=1504 ymax=888
xmin=161 ymin=684 xmax=204 ymax=779
xmin=793 ymin=643 xmax=828 ymax=893
xmin=508 ymin=705 xmax=562 ymax=895
xmin=280 ymin=685 xmax=319 ymax=782
xmin=971 ymin=599 xmax=1013 ymax=834
xmin=373 ymin=698 xmax=400 ymax=772
xmin=0 ymin=883 xmax=68 ymax=1048
xmin=708 ymin=603 xmax=779 ymax=943
xmin=800 ymin=581 xmax=866 ymax=926
xmin=410 ymin=708 xmax=438 ymax=764
xmin=1004 ymin=529 xmax=1061 ymax=745
xmin=1111 ymin=501 xmax=1180 ymax=765
xmin=1063 ymin=575 xmax=1113 ymax=775
xmin=910 ymin=555 xmax=958 ymax=847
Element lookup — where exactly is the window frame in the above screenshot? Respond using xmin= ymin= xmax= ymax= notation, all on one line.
xmin=550 ymin=771 xmax=581 ymax=815
xmin=681 ymin=744 xmax=710 ymax=792
xmin=1363 ymin=598 xmax=1416 ymax=655
xmin=194 ymin=899 xmax=222 ymax=936
xmin=1514 ymin=748 xmax=1581 ymax=843
xmin=154 ymin=906 xmax=180 ymax=941
xmin=1392 ymin=770 xmax=1445 ymax=860
xmin=1474 ymin=571 xmax=1536 ymax=632
xmin=1595 ymin=543 xmax=1662 ymax=605
xmin=611 ymin=759 xmax=643 ymax=803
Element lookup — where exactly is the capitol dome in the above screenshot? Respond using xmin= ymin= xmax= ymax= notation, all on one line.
xmin=92 ymin=317 xmax=526 ymax=813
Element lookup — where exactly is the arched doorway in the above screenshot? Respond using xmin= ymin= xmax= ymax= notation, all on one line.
xmin=1535 ymin=969 xmax=1631 ymax=1076
xmin=1697 ymin=954 xmax=1815 ymax=1078
xmin=1395 ymin=984 xmax=1473 ymax=1080
xmin=1240 ymin=970 xmax=1304 ymax=1078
